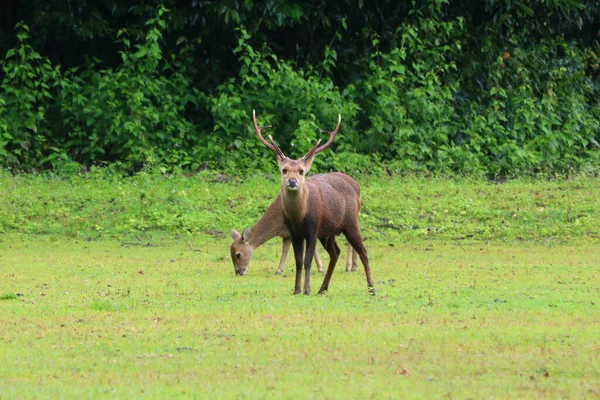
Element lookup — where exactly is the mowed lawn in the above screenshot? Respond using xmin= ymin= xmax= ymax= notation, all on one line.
xmin=1 ymin=233 xmax=598 ymax=398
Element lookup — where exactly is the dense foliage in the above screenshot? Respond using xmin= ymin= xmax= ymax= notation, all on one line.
xmin=1 ymin=0 xmax=599 ymax=176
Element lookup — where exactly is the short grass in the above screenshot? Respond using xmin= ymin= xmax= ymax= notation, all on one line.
xmin=1 ymin=172 xmax=599 ymax=398
xmin=1 ymin=233 xmax=599 ymax=398
xmin=1 ymin=169 xmax=599 ymax=242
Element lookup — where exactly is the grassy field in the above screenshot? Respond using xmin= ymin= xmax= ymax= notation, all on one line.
xmin=1 ymin=172 xmax=599 ymax=398
xmin=1 ymin=169 xmax=599 ymax=242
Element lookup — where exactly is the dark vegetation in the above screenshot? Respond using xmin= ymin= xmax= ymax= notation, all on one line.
xmin=1 ymin=0 xmax=599 ymax=177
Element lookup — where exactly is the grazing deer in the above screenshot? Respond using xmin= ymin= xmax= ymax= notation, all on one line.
xmin=230 ymin=194 xmax=324 ymax=276
xmin=252 ymin=110 xmax=375 ymax=296
xmin=230 ymin=194 xmax=359 ymax=276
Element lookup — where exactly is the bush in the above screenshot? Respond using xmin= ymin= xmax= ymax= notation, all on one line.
xmin=55 ymin=7 xmax=202 ymax=172
xmin=1 ymin=3 xmax=599 ymax=177
xmin=0 ymin=23 xmax=65 ymax=170
xmin=462 ymin=37 xmax=600 ymax=177
xmin=1 ymin=8 xmax=202 ymax=173
xmin=207 ymin=27 xmax=360 ymax=173
xmin=351 ymin=8 xmax=466 ymax=173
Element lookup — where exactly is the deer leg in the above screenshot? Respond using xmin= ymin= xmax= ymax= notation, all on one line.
xmin=291 ymin=237 xmax=304 ymax=295
xmin=352 ymin=247 xmax=359 ymax=272
xmin=276 ymin=238 xmax=292 ymax=274
xmin=303 ymin=235 xmax=318 ymax=295
xmin=314 ymin=248 xmax=324 ymax=273
xmin=344 ymin=244 xmax=359 ymax=272
xmin=344 ymin=226 xmax=376 ymax=296
xmin=318 ymin=236 xmax=340 ymax=294
xmin=345 ymin=243 xmax=353 ymax=272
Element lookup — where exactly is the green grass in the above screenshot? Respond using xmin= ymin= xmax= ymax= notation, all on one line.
xmin=1 ymin=234 xmax=599 ymax=398
xmin=1 ymin=169 xmax=599 ymax=241
xmin=0 ymin=292 xmax=18 ymax=300
xmin=0 ymin=172 xmax=599 ymax=398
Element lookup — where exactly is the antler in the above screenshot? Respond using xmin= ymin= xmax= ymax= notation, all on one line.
xmin=253 ymin=110 xmax=286 ymax=159
xmin=303 ymin=114 xmax=342 ymax=160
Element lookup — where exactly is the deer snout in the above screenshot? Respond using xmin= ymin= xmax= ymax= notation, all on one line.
xmin=235 ymin=268 xmax=247 ymax=276
xmin=287 ymin=178 xmax=298 ymax=189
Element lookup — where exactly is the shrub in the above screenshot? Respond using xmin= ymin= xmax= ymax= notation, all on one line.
xmin=55 ymin=7 xmax=201 ymax=172
xmin=207 ymin=27 xmax=360 ymax=173
xmin=0 ymin=23 xmax=65 ymax=170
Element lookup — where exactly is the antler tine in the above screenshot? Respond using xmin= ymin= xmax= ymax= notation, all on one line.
xmin=268 ymin=134 xmax=287 ymax=159
xmin=303 ymin=114 xmax=342 ymax=160
xmin=252 ymin=110 xmax=279 ymax=155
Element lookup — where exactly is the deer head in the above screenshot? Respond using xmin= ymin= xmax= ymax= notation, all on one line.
xmin=230 ymin=228 xmax=253 ymax=275
xmin=252 ymin=110 xmax=341 ymax=196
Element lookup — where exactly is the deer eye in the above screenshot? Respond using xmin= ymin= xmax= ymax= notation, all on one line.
xmin=282 ymin=168 xmax=288 ymax=174
xmin=299 ymin=170 xmax=305 ymax=175
xmin=236 ymin=253 xmax=241 ymax=260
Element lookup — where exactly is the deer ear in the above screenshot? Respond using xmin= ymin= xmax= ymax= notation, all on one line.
xmin=302 ymin=156 xmax=314 ymax=173
xmin=241 ymin=228 xmax=252 ymax=242
xmin=231 ymin=229 xmax=241 ymax=240
xmin=276 ymin=156 xmax=287 ymax=169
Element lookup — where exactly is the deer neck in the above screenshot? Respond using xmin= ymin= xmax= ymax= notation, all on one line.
xmin=249 ymin=200 xmax=286 ymax=247
xmin=281 ymin=185 xmax=309 ymax=223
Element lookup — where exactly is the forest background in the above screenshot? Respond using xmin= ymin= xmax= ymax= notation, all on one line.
xmin=0 ymin=0 xmax=599 ymax=178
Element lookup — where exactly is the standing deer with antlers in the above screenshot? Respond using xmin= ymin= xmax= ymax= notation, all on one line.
xmin=230 ymin=192 xmax=359 ymax=276
xmin=252 ymin=110 xmax=375 ymax=296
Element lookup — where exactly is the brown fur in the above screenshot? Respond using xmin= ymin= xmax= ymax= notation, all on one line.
xmin=253 ymin=110 xmax=375 ymax=295
xmin=279 ymin=171 xmax=375 ymax=295
xmin=229 ymin=195 xmax=323 ymax=275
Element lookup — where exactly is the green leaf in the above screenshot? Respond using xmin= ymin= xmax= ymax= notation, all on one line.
xmin=389 ymin=65 xmax=406 ymax=75
xmin=134 ymin=48 xmax=147 ymax=59
xmin=26 ymin=123 xmax=37 ymax=133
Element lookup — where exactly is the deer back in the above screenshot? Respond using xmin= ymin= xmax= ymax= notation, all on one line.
xmin=301 ymin=172 xmax=361 ymax=239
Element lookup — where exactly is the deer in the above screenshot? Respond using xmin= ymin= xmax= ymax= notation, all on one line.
xmin=252 ymin=110 xmax=375 ymax=296
xmin=230 ymin=194 xmax=324 ymax=275
xmin=230 ymin=194 xmax=359 ymax=276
